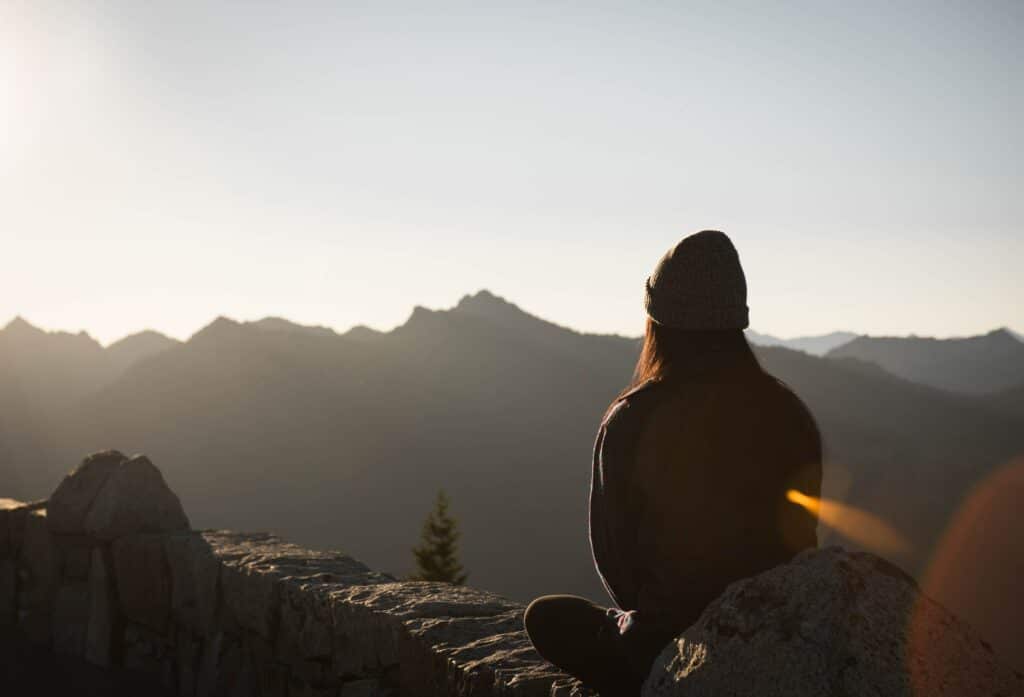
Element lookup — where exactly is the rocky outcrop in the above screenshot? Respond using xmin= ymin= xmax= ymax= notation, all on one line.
xmin=48 ymin=450 xmax=190 ymax=539
xmin=642 ymin=547 xmax=1024 ymax=697
xmin=6 ymin=453 xmax=1021 ymax=697
xmin=1 ymin=452 xmax=580 ymax=697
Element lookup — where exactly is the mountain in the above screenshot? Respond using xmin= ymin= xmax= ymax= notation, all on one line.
xmin=2 ymin=292 xmax=1022 ymax=665
xmin=252 ymin=317 xmax=338 ymax=337
xmin=105 ymin=330 xmax=180 ymax=371
xmin=0 ymin=318 xmax=179 ymax=501
xmin=827 ymin=329 xmax=1024 ymax=395
xmin=746 ymin=329 xmax=856 ymax=356
xmin=986 ymin=382 xmax=1024 ymax=420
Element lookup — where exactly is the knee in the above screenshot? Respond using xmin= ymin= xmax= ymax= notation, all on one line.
xmin=523 ymin=595 xmax=559 ymax=637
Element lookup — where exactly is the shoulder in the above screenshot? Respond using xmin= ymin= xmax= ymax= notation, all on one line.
xmin=600 ymin=378 xmax=666 ymax=431
xmin=758 ymin=373 xmax=822 ymax=451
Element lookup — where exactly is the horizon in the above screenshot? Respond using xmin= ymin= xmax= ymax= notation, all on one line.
xmin=2 ymin=288 xmax=1021 ymax=348
xmin=3 ymin=2 xmax=1022 ymax=345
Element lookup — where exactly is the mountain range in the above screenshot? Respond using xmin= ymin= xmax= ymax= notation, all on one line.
xmin=745 ymin=329 xmax=857 ymax=356
xmin=2 ymin=292 xmax=1023 ymax=666
xmin=828 ymin=329 xmax=1024 ymax=395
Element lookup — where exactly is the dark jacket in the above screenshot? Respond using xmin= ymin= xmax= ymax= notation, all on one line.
xmin=588 ymin=360 xmax=822 ymax=637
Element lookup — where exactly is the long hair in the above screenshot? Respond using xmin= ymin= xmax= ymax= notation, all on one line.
xmin=607 ymin=318 xmax=761 ymax=415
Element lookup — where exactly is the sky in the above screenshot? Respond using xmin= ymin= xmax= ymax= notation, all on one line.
xmin=2 ymin=0 xmax=1021 ymax=345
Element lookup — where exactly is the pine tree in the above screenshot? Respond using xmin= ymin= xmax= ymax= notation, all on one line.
xmin=410 ymin=489 xmax=468 ymax=585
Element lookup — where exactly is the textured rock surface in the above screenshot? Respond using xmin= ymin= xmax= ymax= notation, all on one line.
xmin=642 ymin=547 xmax=1024 ymax=697
xmin=2 ymin=448 xmax=580 ymax=697
xmin=112 ymin=533 xmax=173 ymax=632
xmin=20 ymin=451 xmax=1020 ymax=697
xmin=47 ymin=450 xmax=126 ymax=535
xmin=85 ymin=547 xmax=115 ymax=667
xmin=82 ymin=454 xmax=190 ymax=540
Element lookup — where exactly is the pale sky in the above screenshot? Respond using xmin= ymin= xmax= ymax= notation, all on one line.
xmin=2 ymin=1 xmax=1021 ymax=345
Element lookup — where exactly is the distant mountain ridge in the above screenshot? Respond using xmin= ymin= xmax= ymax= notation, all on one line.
xmin=746 ymin=329 xmax=857 ymax=356
xmin=827 ymin=328 xmax=1024 ymax=395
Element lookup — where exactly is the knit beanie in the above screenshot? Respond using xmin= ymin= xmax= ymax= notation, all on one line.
xmin=644 ymin=230 xmax=749 ymax=330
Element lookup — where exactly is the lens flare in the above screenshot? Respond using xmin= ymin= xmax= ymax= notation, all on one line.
xmin=786 ymin=489 xmax=910 ymax=558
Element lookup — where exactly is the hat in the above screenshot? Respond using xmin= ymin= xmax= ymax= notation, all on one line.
xmin=644 ymin=230 xmax=749 ymax=329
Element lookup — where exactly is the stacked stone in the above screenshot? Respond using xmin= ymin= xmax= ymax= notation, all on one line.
xmin=0 ymin=451 xmax=581 ymax=697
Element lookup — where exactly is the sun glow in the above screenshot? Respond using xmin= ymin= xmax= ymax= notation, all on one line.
xmin=787 ymin=489 xmax=910 ymax=558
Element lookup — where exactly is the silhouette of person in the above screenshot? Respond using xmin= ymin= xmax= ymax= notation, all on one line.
xmin=523 ymin=230 xmax=823 ymax=696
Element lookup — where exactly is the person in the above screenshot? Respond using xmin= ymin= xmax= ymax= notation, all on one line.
xmin=523 ymin=230 xmax=823 ymax=696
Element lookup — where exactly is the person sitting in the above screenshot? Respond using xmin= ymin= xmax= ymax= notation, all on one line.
xmin=523 ymin=230 xmax=823 ymax=696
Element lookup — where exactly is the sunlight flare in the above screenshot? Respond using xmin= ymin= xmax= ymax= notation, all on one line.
xmin=787 ymin=489 xmax=910 ymax=558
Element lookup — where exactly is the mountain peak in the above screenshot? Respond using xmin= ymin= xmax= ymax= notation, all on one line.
xmin=251 ymin=317 xmax=336 ymax=337
xmin=189 ymin=316 xmax=246 ymax=343
xmin=453 ymin=290 xmax=528 ymax=319
xmin=3 ymin=315 xmax=43 ymax=335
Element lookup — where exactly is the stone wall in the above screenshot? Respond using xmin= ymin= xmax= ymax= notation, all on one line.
xmin=0 ymin=451 xmax=578 ymax=697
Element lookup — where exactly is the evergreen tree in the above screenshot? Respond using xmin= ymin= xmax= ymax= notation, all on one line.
xmin=410 ymin=489 xmax=468 ymax=584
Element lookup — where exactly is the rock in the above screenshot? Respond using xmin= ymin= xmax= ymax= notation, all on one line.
xmin=642 ymin=547 xmax=1024 ymax=697
xmin=0 ymin=558 xmax=15 ymax=625
xmin=165 ymin=531 xmax=222 ymax=633
xmin=85 ymin=547 xmax=116 ymax=667
xmin=83 ymin=454 xmax=190 ymax=540
xmin=47 ymin=450 xmax=126 ymax=534
xmin=112 ymin=533 xmax=172 ymax=633
xmin=339 ymin=678 xmax=385 ymax=697
xmin=52 ymin=582 xmax=91 ymax=655
xmin=0 ymin=497 xmax=24 ymax=557
xmin=54 ymin=535 xmax=94 ymax=580
xmin=174 ymin=624 xmax=202 ymax=697
xmin=206 ymin=529 xmax=383 ymax=643
xmin=327 ymin=581 xmax=531 ymax=695
xmin=401 ymin=611 xmax=550 ymax=697
xmin=19 ymin=509 xmax=57 ymax=643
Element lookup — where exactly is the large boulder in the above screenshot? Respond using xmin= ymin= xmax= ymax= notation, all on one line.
xmin=642 ymin=547 xmax=1023 ymax=697
xmin=47 ymin=450 xmax=127 ymax=535
xmin=81 ymin=454 xmax=190 ymax=540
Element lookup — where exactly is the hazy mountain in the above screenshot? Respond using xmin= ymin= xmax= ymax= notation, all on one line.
xmin=746 ymin=329 xmax=856 ymax=356
xmin=987 ymin=383 xmax=1024 ymax=420
xmin=252 ymin=317 xmax=338 ymax=337
xmin=105 ymin=330 xmax=180 ymax=371
xmin=2 ymin=293 xmax=1022 ymax=665
xmin=827 ymin=329 xmax=1024 ymax=395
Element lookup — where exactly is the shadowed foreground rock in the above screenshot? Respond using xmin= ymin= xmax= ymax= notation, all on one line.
xmin=6 ymin=452 xmax=1020 ymax=697
xmin=642 ymin=547 xmax=1024 ymax=697
xmin=1 ymin=452 xmax=581 ymax=697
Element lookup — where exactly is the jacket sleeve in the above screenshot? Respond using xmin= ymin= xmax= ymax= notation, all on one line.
xmin=588 ymin=401 xmax=643 ymax=610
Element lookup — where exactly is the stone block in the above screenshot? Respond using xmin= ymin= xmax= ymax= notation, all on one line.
xmin=54 ymin=535 xmax=94 ymax=581
xmin=5 ymin=503 xmax=31 ymax=557
xmin=339 ymin=678 xmax=385 ymax=697
xmin=221 ymin=560 xmax=281 ymax=641
xmin=175 ymin=625 xmax=202 ymax=697
xmin=83 ymin=454 xmax=190 ymax=540
xmin=0 ymin=558 xmax=15 ymax=625
xmin=196 ymin=630 xmax=224 ymax=697
xmin=123 ymin=621 xmax=170 ymax=674
xmin=278 ymin=578 xmax=334 ymax=662
xmin=165 ymin=531 xmax=221 ymax=633
xmin=18 ymin=509 xmax=57 ymax=644
xmin=85 ymin=547 xmax=117 ymax=667
xmin=0 ymin=498 xmax=19 ymax=558
xmin=52 ymin=581 xmax=91 ymax=655
xmin=112 ymin=533 xmax=172 ymax=634
xmin=290 ymin=680 xmax=339 ymax=697
xmin=47 ymin=450 xmax=125 ymax=534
